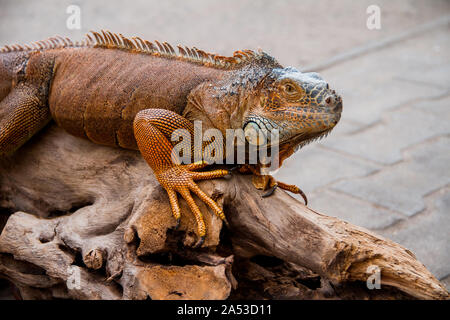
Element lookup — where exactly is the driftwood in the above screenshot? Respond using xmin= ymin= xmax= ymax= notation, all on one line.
xmin=0 ymin=125 xmax=448 ymax=300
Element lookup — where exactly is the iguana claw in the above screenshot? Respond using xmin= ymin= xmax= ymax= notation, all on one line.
xmin=174 ymin=218 xmax=181 ymax=230
xmin=193 ymin=236 xmax=205 ymax=249
xmin=262 ymin=183 xmax=278 ymax=198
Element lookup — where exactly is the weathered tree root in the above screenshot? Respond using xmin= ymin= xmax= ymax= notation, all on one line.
xmin=0 ymin=125 xmax=448 ymax=300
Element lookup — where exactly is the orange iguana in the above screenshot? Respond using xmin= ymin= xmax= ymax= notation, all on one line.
xmin=0 ymin=31 xmax=342 ymax=247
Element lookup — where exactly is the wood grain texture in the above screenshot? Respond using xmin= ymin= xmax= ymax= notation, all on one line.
xmin=0 ymin=124 xmax=448 ymax=300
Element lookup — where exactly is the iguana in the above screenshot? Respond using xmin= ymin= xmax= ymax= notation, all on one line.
xmin=0 ymin=31 xmax=342 ymax=246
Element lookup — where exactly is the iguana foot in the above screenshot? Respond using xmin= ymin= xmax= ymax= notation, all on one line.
xmin=156 ymin=161 xmax=229 ymax=245
xmin=253 ymin=174 xmax=308 ymax=205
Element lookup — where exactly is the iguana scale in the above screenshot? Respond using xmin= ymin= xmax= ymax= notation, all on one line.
xmin=0 ymin=31 xmax=342 ymax=246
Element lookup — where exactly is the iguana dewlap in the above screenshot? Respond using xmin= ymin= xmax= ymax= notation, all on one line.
xmin=0 ymin=31 xmax=342 ymax=246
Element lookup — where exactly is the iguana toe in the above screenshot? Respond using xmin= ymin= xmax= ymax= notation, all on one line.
xmin=262 ymin=183 xmax=278 ymax=198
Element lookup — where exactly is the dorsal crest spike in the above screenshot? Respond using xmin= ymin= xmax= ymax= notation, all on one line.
xmin=0 ymin=30 xmax=263 ymax=70
xmin=154 ymin=40 xmax=164 ymax=53
xmin=119 ymin=34 xmax=131 ymax=49
xmin=91 ymin=31 xmax=103 ymax=44
xmin=131 ymin=37 xmax=141 ymax=50
xmin=86 ymin=34 xmax=94 ymax=44
xmin=55 ymin=36 xmax=66 ymax=46
xmin=177 ymin=45 xmax=187 ymax=57
xmin=105 ymin=31 xmax=117 ymax=45
xmin=41 ymin=41 xmax=51 ymax=49
xmin=162 ymin=42 xmax=172 ymax=55
xmin=133 ymin=37 xmax=146 ymax=51
xmin=101 ymin=30 xmax=111 ymax=45
xmin=185 ymin=46 xmax=195 ymax=59
xmin=48 ymin=38 xmax=59 ymax=47
xmin=192 ymin=47 xmax=202 ymax=59
xmin=163 ymin=42 xmax=175 ymax=54
xmin=102 ymin=32 xmax=110 ymax=45
xmin=65 ymin=37 xmax=74 ymax=46
xmin=144 ymin=40 xmax=156 ymax=52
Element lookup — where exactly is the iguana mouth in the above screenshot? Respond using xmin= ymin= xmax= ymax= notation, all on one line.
xmin=289 ymin=128 xmax=334 ymax=152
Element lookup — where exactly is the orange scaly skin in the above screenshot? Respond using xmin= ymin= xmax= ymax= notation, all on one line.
xmin=0 ymin=31 xmax=342 ymax=246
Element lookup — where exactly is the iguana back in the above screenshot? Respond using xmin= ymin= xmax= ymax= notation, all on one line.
xmin=49 ymin=47 xmax=227 ymax=149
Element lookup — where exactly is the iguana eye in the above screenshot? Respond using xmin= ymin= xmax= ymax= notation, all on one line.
xmin=282 ymin=82 xmax=303 ymax=100
xmin=284 ymin=83 xmax=295 ymax=93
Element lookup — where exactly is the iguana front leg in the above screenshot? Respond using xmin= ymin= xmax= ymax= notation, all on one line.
xmin=133 ymin=109 xmax=229 ymax=247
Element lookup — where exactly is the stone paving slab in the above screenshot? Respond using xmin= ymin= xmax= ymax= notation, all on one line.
xmin=274 ymin=145 xmax=379 ymax=194
xmin=413 ymin=94 xmax=450 ymax=118
xmin=316 ymin=28 xmax=450 ymax=128
xmin=378 ymin=187 xmax=450 ymax=280
xmin=395 ymin=29 xmax=450 ymax=89
xmin=308 ymin=189 xmax=404 ymax=230
xmin=320 ymin=102 xmax=450 ymax=164
xmin=332 ymin=137 xmax=450 ymax=217
xmin=397 ymin=62 xmax=450 ymax=91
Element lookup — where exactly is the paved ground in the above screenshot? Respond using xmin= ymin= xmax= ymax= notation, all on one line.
xmin=1 ymin=0 xmax=449 ymax=292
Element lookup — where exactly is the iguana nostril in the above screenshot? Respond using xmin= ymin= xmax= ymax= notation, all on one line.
xmin=334 ymin=100 xmax=343 ymax=112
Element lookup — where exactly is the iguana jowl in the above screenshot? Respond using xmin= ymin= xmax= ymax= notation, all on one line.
xmin=0 ymin=31 xmax=342 ymax=246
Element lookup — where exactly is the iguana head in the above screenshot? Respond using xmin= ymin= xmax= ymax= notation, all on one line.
xmin=243 ymin=66 xmax=342 ymax=151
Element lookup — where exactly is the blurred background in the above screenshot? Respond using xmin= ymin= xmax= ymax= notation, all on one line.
xmin=0 ymin=0 xmax=449 ymax=293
